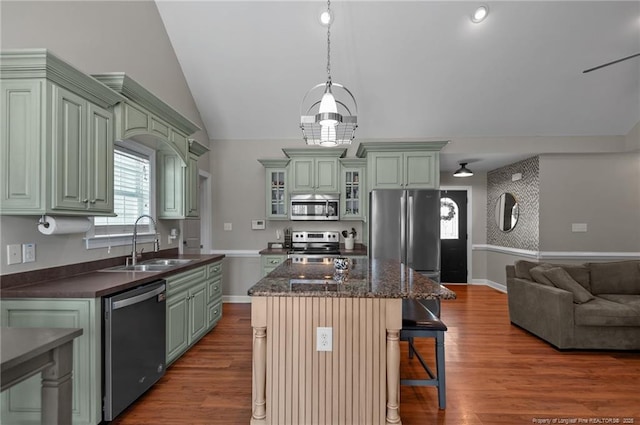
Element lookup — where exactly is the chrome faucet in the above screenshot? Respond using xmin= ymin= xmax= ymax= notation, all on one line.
xmin=130 ymin=214 xmax=160 ymax=266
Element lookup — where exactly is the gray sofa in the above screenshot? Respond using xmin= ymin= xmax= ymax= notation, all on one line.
xmin=506 ymin=259 xmax=640 ymax=350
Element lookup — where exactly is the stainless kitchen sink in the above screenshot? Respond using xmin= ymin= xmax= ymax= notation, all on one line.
xmin=139 ymin=258 xmax=193 ymax=266
xmin=99 ymin=259 xmax=192 ymax=273
xmin=100 ymin=264 xmax=173 ymax=272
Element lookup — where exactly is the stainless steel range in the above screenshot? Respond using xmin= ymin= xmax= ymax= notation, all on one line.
xmin=288 ymin=231 xmax=341 ymax=263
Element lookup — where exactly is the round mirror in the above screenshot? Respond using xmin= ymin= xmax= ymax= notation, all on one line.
xmin=494 ymin=193 xmax=519 ymax=232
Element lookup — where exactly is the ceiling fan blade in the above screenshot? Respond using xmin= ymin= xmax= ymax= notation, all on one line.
xmin=583 ymin=53 xmax=640 ymax=73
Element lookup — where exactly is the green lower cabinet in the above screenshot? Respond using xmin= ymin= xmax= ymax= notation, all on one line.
xmin=0 ymin=298 xmax=101 ymax=425
xmin=166 ymin=261 xmax=223 ymax=365
xmin=261 ymin=254 xmax=287 ymax=276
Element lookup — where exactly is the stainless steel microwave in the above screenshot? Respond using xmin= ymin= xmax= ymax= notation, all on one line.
xmin=290 ymin=194 xmax=340 ymax=221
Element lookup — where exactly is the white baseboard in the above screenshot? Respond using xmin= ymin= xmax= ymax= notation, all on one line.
xmin=223 ymin=295 xmax=251 ymax=303
xmin=471 ymin=279 xmax=507 ymax=293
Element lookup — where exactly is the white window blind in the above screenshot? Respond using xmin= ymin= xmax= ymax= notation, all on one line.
xmin=94 ymin=147 xmax=151 ymax=235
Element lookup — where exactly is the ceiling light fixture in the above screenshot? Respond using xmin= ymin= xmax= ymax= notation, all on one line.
xmin=471 ymin=5 xmax=489 ymax=23
xmin=301 ymin=0 xmax=357 ymax=147
xmin=319 ymin=9 xmax=333 ymax=26
xmin=454 ymin=163 xmax=474 ymax=177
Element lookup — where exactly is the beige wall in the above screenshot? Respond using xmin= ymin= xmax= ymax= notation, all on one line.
xmin=0 ymin=0 xmax=207 ymax=274
xmin=0 ymin=0 xmax=209 ymax=148
xmin=626 ymin=121 xmax=640 ymax=152
xmin=209 ymin=139 xmax=365 ymax=251
xmin=539 ymin=152 xmax=640 ymax=252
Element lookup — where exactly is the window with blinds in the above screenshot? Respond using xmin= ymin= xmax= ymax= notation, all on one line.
xmin=94 ymin=146 xmax=152 ymax=235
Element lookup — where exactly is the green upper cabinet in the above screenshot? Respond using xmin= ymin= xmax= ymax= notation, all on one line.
xmin=283 ymin=147 xmax=346 ymax=193
xmin=356 ymin=142 xmax=448 ymax=190
xmin=93 ymin=73 xmax=206 ymax=220
xmin=51 ymin=87 xmax=115 ymax=213
xmin=258 ymin=158 xmax=290 ymax=220
xmin=0 ymin=49 xmax=124 ymax=216
xmin=92 ymin=73 xmax=199 ymax=165
xmin=340 ymin=158 xmax=366 ymax=220
xmin=157 ymin=141 xmax=208 ymax=219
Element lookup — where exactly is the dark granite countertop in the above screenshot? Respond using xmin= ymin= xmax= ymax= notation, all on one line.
xmin=248 ymin=257 xmax=456 ymax=300
xmin=0 ymin=254 xmax=224 ymax=299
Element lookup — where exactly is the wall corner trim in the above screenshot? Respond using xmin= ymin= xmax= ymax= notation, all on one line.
xmin=472 ymin=244 xmax=539 ymax=259
xmin=473 ymin=244 xmax=640 ymax=261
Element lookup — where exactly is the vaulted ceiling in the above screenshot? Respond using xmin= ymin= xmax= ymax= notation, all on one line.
xmin=156 ymin=1 xmax=640 ymax=171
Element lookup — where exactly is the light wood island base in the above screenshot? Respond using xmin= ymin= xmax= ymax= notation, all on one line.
xmin=251 ymin=296 xmax=402 ymax=425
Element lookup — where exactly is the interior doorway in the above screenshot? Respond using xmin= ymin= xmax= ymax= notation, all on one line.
xmin=440 ymin=188 xmax=471 ymax=283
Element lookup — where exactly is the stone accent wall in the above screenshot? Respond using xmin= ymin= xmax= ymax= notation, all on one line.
xmin=487 ymin=156 xmax=539 ymax=251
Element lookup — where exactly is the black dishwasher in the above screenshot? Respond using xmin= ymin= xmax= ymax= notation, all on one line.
xmin=103 ymin=280 xmax=167 ymax=421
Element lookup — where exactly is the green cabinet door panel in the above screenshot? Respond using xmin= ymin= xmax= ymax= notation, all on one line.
xmin=315 ymin=158 xmax=339 ymax=192
xmin=404 ymin=152 xmax=437 ymax=188
xmin=208 ymin=300 xmax=223 ymax=327
xmin=0 ymin=80 xmax=43 ymax=212
xmin=166 ymin=290 xmax=190 ymax=364
xmin=370 ymin=153 xmax=403 ymax=189
xmin=86 ymin=103 xmax=114 ymax=212
xmin=258 ymin=159 xmax=290 ymax=220
xmin=157 ymin=151 xmax=185 ymax=219
xmin=291 ymin=158 xmax=314 ymax=192
xmin=189 ymin=282 xmax=208 ymax=343
xmin=340 ymin=159 xmax=366 ymax=220
xmin=52 ymin=86 xmax=86 ymax=211
xmin=1 ymin=298 xmax=101 ymax=425
xmin=261 ymin=254 xmax=286 ymax=277
xmin=186 ymin=154 xmax=199 ymax=217
xmin=290 ymin=157 xmax=339 ymax=193
xmin=165 ymin=263 xmax=223 ymax=365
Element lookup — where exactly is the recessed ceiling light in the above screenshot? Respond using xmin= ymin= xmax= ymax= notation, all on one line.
xmin=471 ymin=5 xmax=489 ymax=23
xmin=320 ymin=9 xmax=333 ymax=26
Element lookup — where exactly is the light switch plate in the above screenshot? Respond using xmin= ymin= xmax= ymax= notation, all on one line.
xmin=7 ymin=244 xmax=22 ymax=265
xmin=22 ymin=243 xmax=36 ymax=263
xmin=572 ymin=223 xmax=588 ymax=232
xmin=224 ymin=222 xmax=233 ymax=231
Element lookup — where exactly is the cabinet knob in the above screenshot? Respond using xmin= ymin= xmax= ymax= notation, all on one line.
xmin=82 ymin=199 xmax=88 ymax=204
xmin=89 ymin=199 xmax=96 ymax=204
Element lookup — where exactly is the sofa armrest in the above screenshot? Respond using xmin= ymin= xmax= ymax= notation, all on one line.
xmin=507 ymin=277 xmax=575 ymax=349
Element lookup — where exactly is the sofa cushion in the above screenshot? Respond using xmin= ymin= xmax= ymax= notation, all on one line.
xmin=514 ymin=260 xmax=538 ymax=281
xmin=574 ymin=296 xmax=640 ymax=326
xmin=529 ymin=264 xmax=554 ymax=286
xmin=598 ymin=294 xmax=640 ymax=310
xmin=589 ymin=260 xmax=640 ymax=295
xmin=542 ymin=267 xmax=595 ymax=304
xmin=514 ymin=260 xmax=591 ymax=291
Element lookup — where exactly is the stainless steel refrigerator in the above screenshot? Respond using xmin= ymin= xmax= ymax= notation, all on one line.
xmin=369 ymin=189 xmax=441 ymax=282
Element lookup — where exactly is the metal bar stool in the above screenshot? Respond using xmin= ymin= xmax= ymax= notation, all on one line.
xmin=400 ymin=299 xmax=448 ymax=410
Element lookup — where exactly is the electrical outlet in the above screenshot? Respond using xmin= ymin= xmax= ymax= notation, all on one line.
xmin=22 ymin=243 xmax=36 ymax=263
xmin=317 ymin=327 xmax=332 ymax=352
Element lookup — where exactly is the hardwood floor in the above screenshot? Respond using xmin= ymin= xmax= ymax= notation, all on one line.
xmin=111 ymin=285 xmax=640 ymax=424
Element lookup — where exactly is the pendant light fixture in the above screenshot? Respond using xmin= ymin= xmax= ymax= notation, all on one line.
xmin=454 ymin=162 xmax=474 ymax=177
xmin=300 ymin=0 xmax=357 ymax=146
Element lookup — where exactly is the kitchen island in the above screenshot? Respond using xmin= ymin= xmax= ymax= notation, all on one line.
xmin=247 ymin=257 xmax=456 ymax=425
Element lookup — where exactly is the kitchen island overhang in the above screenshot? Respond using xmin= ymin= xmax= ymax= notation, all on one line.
xmin=248 ymin=258 xmax=456 ymax=425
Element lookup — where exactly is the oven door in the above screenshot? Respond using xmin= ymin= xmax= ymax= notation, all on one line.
xmin=290 ymin=199 xmax=339 ymax=221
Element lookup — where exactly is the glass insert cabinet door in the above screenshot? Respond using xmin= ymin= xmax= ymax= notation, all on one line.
xmin=270 ymin=170 xmax=286 ymax=216
xmin=344 ymin=170 xmax=361 ymax=217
